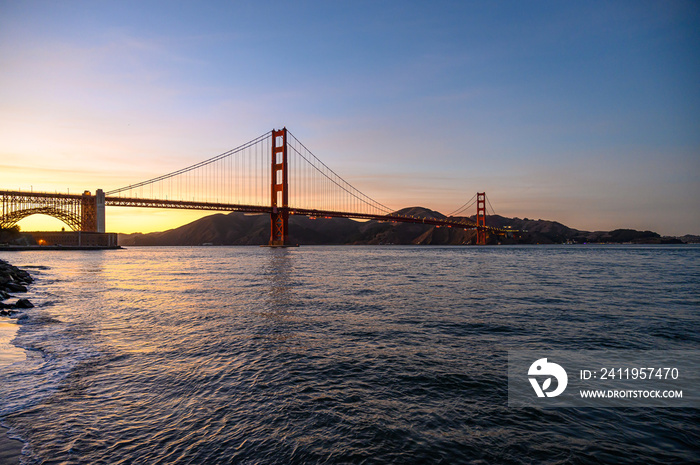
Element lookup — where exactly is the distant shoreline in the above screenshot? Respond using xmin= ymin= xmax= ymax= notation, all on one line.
xmin=115 ymin=210 xmax=697 ymax=247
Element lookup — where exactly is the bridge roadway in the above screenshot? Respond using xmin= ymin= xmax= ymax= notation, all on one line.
xmin=103 ymin=196 xmax=511 ymax=234
xmin=2 ymin=190 xmax=510 ymax=236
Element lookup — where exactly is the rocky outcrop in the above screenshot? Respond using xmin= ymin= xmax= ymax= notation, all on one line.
xmin=14 ymin=298 xmax=34 ymax=309
xmin=0 ymin=259 xmax=34 ymax=315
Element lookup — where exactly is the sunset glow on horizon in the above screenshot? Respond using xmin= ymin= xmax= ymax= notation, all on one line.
xmin=1 ymin=1 xmax=698 ymax=235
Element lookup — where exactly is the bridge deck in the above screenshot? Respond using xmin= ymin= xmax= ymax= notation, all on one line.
xmin=2 ymin=191 xmax=511 ymax=235
xmin=105 ymin=196 xmax=510 ymax=234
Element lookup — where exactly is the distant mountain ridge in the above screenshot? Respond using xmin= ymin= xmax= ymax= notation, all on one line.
xmin=117 ymin=207 xmax=688 ymax=246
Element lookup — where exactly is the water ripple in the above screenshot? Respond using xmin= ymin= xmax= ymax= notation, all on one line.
xmin=0 ymin=245 xmax=698 ymax=464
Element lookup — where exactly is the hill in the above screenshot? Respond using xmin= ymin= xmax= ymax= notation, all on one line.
xmin=118 ymin=207 xmax=448 ymax=246
xmin=117 ymin=208 xmax=688 ymax=246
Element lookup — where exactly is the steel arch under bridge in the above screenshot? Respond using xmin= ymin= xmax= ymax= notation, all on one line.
xmin=0 ymin=190 xmax=106 ymax=232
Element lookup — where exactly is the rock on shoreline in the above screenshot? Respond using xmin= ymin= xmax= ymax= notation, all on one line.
xmin=0 ymin=259 xmax=34 ymax=315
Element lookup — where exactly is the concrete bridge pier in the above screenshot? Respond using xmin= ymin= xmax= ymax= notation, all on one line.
xmin=79 ymin=189 xmax=105 ymax=233
xmin=96 ymin=189 xmax=105 ymax=233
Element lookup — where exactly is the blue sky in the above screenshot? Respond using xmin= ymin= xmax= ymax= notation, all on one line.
xmin=1 ymin=1 xmax=698 ymax=234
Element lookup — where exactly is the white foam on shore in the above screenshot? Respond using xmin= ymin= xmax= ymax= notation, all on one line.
xmin=0 ymin=319 xmax=25 ymax=369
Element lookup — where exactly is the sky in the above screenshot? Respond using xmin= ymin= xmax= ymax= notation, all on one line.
xmin=1 ymin=0 xmax=698 ymax=235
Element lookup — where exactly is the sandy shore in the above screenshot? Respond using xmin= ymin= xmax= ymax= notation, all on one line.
xmin=1 ymin=320 xmax=26 ymax=464
xmin=0 ymin=425 xmax=23 ymax=465
xmin=1 ymin=259 xmax=32 ymax=465
xmin=0 ymin=319 xmax=25 ymax=369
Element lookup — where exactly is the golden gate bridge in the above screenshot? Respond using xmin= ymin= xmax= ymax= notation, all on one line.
xmin=1 ymin=128 xmax=510 ymax=246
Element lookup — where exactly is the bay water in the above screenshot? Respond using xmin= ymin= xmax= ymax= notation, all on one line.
xmin=1 ymin=245 xmax=698 ymax=464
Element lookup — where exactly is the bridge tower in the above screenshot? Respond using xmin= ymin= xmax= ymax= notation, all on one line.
xmin=476 ymin=192 xmax=486 ymax=245
xmin=269 ymin=128 xmax=291 ymax=246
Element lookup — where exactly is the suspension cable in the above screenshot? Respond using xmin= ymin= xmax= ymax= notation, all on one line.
xmin=286 ymin=131 xmax=394 ymax=215
xmin=486 ymin=194 xmax=497 ymax=216
xmin=448 ymin=192 xmax=478 ymax=217
xmin=105 ymin=131 xmax=270 ymax=195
